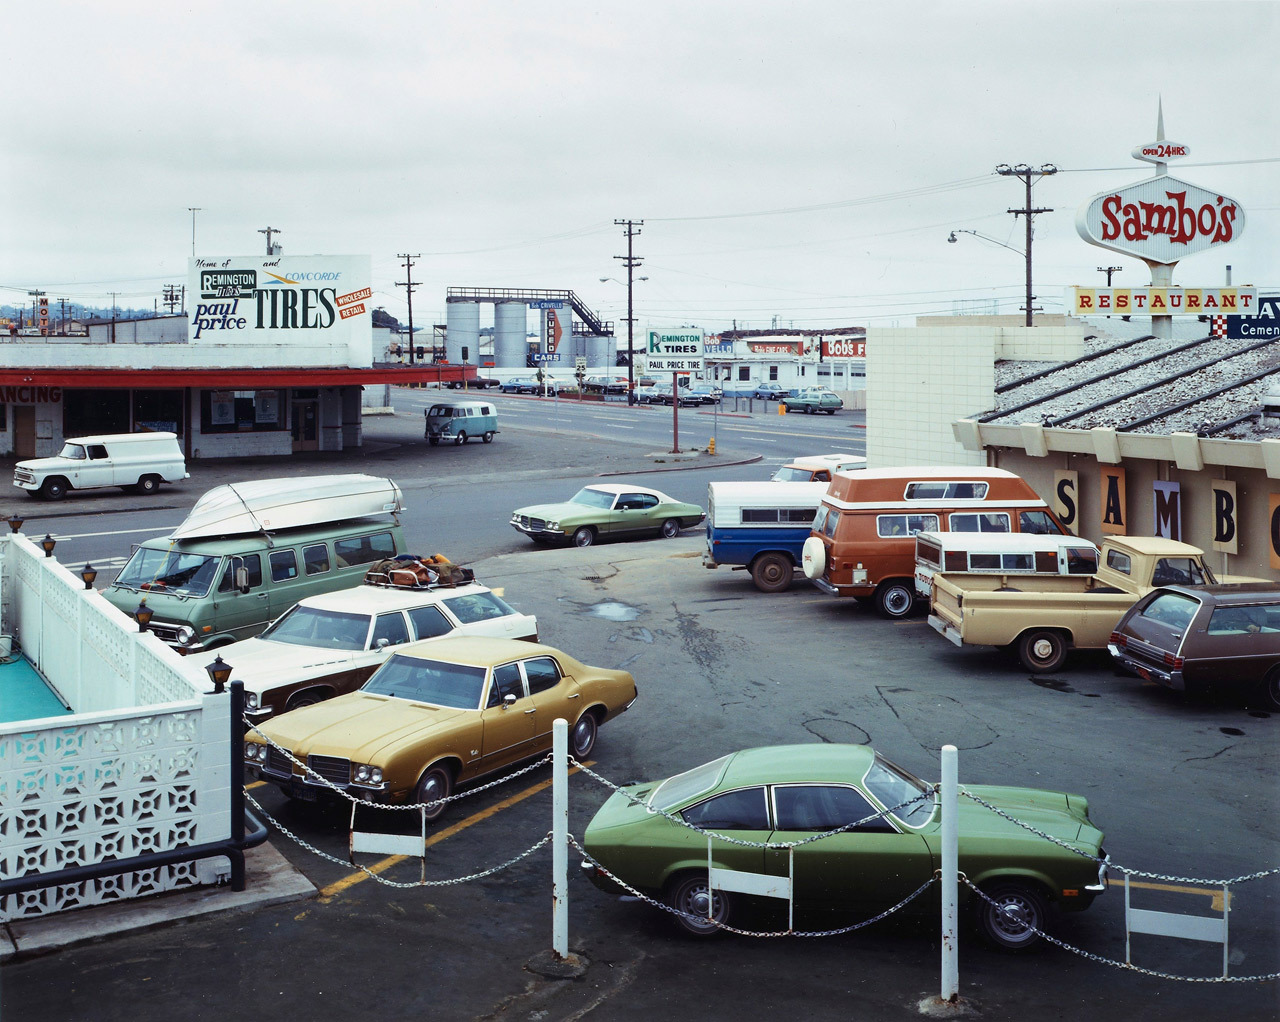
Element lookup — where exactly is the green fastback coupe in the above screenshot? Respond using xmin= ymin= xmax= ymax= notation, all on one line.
xmin=511 ymin=484 xmax=706 ymax=548
xmin=582 ymin=744 xmax=1106 ymax=949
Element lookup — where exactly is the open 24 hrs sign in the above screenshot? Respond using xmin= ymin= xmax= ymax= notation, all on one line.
xmin=647 ymin=330 xmax=705 ymax=373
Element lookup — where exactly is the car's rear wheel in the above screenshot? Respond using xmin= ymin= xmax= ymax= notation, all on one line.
xmin=974 ymin=882 xmax=1048 ymax=952
xmin=135 ymin=474 xmax=161 ymax=495
xmin=751 ymin=552 xmax=793 ymax=593
xmin=1018 ymin=629 xmax=1068 ymax=673
xmin=1256 ymin=666 xmax=1280 ymax=712
xmin=571 ymin=711 xmax=598 ymax=759
xmin=874 ymin=580 xmax=915 ymax=619
xmin=667 ymin=873 xmax=731 ymax=937
xmin=660 ymin=518 xmax=681 ymax=539
xmin=826 ymin=408 xmax=836 ymax=415
xmin=482 ymin=431 xmax=494 ymax=443
xmin=413 ymin=764 xmax=453 ymax=823
xmin=573 ymin=526 xmax=596 ymax=548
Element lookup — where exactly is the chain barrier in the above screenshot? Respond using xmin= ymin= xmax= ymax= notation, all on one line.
xmin=570 ymin=756 xmax=933 ymax=849
xmin=962 ymin=877 xmax=1280 ymax=984
xmin=244 ymin=790 xmax=553 ymax=889
xmin=570 ymin=834 xmax=937 ymax=938
xmin=959 ymin=787 xmax=1280 ymax=886
xmin=244 ymin=716 xmax=552 ymax=811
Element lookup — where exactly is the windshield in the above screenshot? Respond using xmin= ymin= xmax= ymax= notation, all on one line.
xmin=650 ymin=754 xmax=732 ymax=810
xmin=362 ymin=654 xmax=487 ymax=709
xmin=427 ymin=405 xmax=456 ymax=418
xmin=570 ymin=487 xmax=615 ymax=509
xmin=57 ymin=443 xmax=86 ymax=460
xmin=260 ymin=606 xmax=371 ymax=650
xmin=863 ymin=753 xmax=935 ymax=827
xmin=115 ymin=547 xmax=221 ymax=596
xmin=772 ymin=467 xmax=811 ymax=482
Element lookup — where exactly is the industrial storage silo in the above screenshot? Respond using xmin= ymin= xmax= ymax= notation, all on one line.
xmin=586 ymin=333 xmax=615 ymax=369
xmin=445 ymin=301 xmax=480 ymax=364
xmin=493 ymin=302 xmax=527 ymax=370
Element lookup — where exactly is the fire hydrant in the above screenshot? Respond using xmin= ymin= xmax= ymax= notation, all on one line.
xmin=778 ymin=402 xmax=787 ymax=415
xmin=708 ymin=437 xmax=716 ymax=455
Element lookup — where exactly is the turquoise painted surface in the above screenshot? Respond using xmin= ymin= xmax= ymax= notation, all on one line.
xmin=0 ymin=653 xmax=72 ymax=723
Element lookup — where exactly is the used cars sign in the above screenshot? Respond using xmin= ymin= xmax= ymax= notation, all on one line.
xmin=1075 ymin=175 xmax=1245 ymax=265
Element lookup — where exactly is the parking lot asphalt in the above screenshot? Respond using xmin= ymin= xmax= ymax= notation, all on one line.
xmin=3 ymin=403 xmax=1276 ymax=1022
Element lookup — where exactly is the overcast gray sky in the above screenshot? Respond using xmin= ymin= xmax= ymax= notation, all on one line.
xmin=4 ymin=1 xmax=1277 ymax=332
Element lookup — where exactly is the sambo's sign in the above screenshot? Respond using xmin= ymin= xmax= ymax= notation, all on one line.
xmin=1076 ymin=175 xmax=1244 ymax=265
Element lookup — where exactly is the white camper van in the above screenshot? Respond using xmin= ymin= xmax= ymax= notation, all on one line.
xmin=13 ymin=432 xmax=188 ymax=500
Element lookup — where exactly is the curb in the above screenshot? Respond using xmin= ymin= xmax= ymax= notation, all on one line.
xmin=596 ymin=453 xmax=763 ymax=477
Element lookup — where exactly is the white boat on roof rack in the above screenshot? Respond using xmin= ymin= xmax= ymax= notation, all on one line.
xmin=170 ymin=474 xmax=405 ymax=540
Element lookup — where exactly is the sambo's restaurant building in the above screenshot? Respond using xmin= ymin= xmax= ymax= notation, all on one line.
xmin=0 ymin=255 xmax=471 ymax=459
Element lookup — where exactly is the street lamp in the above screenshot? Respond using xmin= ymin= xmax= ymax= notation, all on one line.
xmin=947 ymin=230 xmax=1029 ymax=317
xmin=600 ymin=275 xmax=649 ymax=403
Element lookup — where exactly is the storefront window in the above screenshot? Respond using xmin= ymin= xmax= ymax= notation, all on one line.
xmin=133 ymin=390 xmax=184 ymax=436
xmin=200 ymin=389 xmax=287 ymax=434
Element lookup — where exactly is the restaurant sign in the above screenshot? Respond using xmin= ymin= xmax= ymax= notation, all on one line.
xmin=1070 ymin=287 xmax=1257 ymax=316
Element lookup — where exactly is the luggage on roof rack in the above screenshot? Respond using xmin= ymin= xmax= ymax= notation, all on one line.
xmin=364 ymin=555 xmax=474 ymax=589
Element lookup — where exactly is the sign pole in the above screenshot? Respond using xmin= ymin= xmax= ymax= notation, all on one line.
xmin=671 ymin=372 xmax=680 ymax=453
xmin=940 ymin=744 xmax=959 ymax=1002
xmin=552 ymin=718 xmax=568 ymax=959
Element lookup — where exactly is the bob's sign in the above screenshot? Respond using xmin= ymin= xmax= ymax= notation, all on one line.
xmin=821 ymin=338 xmax=866 ymax=358
xmin=1075 ymin=175 xmax=1244 ymax=265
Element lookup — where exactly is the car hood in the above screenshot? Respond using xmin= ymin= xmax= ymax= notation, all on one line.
xmin=955 ymin=785 xmax=1096 ymax=844
xmin=218 ymin=638 xmax=357 ymax=693
xmin=512 ymin=501 xmax=593 ymax=521
xmin=14 ymin=456 xmax=76 ymax=472
xmin=257 ymin=691 xmax=468 ymax=762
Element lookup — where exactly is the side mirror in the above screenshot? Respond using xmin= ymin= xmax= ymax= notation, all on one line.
xmin=235 ymin=566 xmax=250 ymax=594
xmin=375 ymin=637 xmax=390 ymax=649
xmin=503 ymin=693 xmax=517 ymax=709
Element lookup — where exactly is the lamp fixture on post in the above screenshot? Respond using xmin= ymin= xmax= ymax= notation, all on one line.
xmin=80 ymin=564 xmax=98 ymax=590
xmin=134 ymin=599 xmax=154 ymax=633
xmin=41 ymin=534 xmax=56 ymax=558
xmin=6 ymin=514 xmax=22 ymax=533
xmin=205 ymin=655 xmax=232 ymax=694
xmin=947 ymin=229 xmax=1028 ymax=316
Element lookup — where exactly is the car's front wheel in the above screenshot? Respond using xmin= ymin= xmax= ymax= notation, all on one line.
xmin=667 ymin=873 xmax=732 ymax=937
xmin=974 ymin=882 xmax=1048 ymax=952
xmin=39 ymin=477 xmax=69 ymax=500
xmin=573 ymin=526 xmax=596 ymax=548
xmin=413 ymin=764 xmax=453 ymax=823
xmin=454 ymin=432 xmax=467 ymax=445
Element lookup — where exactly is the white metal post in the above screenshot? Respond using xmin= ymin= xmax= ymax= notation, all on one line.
xmin=552 ymin=718 xmax=569 ymax=959
xmin=940 ymin=744 xmax=959 ymax=1002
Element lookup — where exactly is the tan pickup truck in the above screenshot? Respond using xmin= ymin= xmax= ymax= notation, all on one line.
xmin=928 ymin=536 xmax=1259 ymax=673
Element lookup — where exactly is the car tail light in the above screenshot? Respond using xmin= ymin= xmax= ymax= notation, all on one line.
xmin=1163 ymin=652 xmax=1184 ymax=669
xmin=1110 ymin=631 xmax=1126 ymax=647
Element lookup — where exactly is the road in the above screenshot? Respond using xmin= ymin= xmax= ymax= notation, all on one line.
xmin=3 ymin=397 xmax=1276 ymax=1022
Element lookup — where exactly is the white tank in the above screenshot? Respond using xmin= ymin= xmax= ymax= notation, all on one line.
xmin=493 ymin=302 xmax=527 ymax=370
xmin=445 ymin=301 xmax=480 ymax=364
xmin=586 ymin=333 xmax=614 ymax=369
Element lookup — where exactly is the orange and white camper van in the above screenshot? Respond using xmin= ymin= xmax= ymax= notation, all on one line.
xmin=801 ymin=467 xmax=1066 ymax=619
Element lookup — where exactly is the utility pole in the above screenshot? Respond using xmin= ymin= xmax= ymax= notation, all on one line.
xmin=995 ymin=163 xmax=1057 ymax=327
xmin=58 ymin=297 xmax=68 ymax=335
xmin=110 ymin=291 xmax=117 ymax=344
xmin=27 ymin=289 xmax=45 ymax=336
xmin=614 ymin=219 xmax=644 ymax=404
xmin=258 ymin=225 xmax=281 ymax=255
xmin=396 ymin=253 xmax=421 ymax=365
xmin=187 ymin=207 xmax=201 ymax=257
xmin=1097 ymin=265 xmax=1123 ymax=286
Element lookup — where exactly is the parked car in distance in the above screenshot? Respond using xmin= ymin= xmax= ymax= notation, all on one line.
xmin=581 ymin=743 xmax=1106 ymax=948
xmin=1109 ymin=583 xmax=1280 ymax=710
xmin=230 ymin=568 xmax=538 ymax=722
xmin=635 ymin=384 xmax=661 ymax=404
xmin=447 ymin=377 xmax=499 ymax=390
xmin=243 ymin=636 xmax=638 ymax=818
xmin=583 ymin=376 xmax=629 ymax=395
xmin=500 ymin=377 xmax=539 ymax=394
xmin=511 ymin=483 xmax=706 ymax=547
xmin=782 ymin=388 xmax=843 ymax=415
xmin=14 ymin=431 xmax=188 ymax=500
xmin=771 ymin=453 xmax=866 ymax=483
xmin=686 ymin=384 xmax=723 ymax=405
xmin=751 ymin=383 xmax=790 ymax=400
xmin=650 ymin=383 xmax=701 ymax=407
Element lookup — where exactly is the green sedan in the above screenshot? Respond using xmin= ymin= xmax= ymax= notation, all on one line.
xmin=510 ymin=484 xmax=706 ymax=548
xmin=582 ymin=744 xmax=1106 ymax=949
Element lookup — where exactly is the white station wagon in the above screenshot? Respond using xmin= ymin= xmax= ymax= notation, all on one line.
xmin=226 ymin=579 xmax=539 ymax=722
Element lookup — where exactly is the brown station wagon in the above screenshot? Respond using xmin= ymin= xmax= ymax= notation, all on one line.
xmin=1108 ymin=583 xmax=1280 ymax=710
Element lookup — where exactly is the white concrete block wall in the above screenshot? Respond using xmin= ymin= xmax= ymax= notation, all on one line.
xmin=190 ymin=430 xmax=291 ymax=459
xmin=866 ymin=326 xmax=993 ymax=468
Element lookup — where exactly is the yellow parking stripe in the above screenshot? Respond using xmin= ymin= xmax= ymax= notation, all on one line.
xmin=317 ymin=761 xmax=592 ymax=902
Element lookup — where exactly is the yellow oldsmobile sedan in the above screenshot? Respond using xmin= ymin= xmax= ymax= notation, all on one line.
xmin=243 ymin=636 xmax=637 ymax=820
